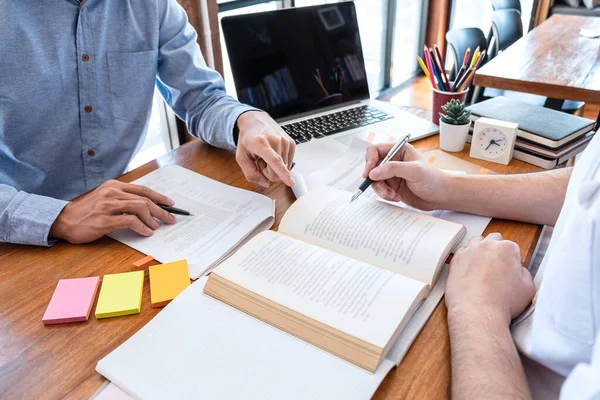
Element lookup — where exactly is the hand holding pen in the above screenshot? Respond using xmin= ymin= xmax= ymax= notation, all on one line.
xmin=351 ymin=134 xmax=411 ymax=202
xmin=360 ymin=139 xmax=449 ymax=209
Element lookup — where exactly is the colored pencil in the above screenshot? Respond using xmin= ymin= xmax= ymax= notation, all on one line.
xmin=434 ymin=44 xmax=451 ymax=91
xmin=430 ymin=48 xmax=447 ymax=91
xmin=424 ymin=47 xmax=439 ymax=89
xmin=450 ymin=65 xmax=466 ymax=92
xmin=462 ymin=48 xmax=471 ymax=68
xmin=475 ymin=50 xmax=487 ymax=69
xmin=458 ymin=69 xmax=476 ymax=92
xmin=314 ymin=75 xmax=329 ymax=96
xmin=470 ymin=46 xmax=480 ymax=68
xmin=417 ymin=55 xmax=431 ymax=80
xmin=423 ymin=46 xmax=437 ymax=89
xmin=454 ymin=67 xmax=473 ymax=92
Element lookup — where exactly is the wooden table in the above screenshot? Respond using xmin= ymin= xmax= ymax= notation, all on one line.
xmin=0 ymin=108 xmax=543 ymax=399
xmin=474 ymin=15 xmax=600 ymax=104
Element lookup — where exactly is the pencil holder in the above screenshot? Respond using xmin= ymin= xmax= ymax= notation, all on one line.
xmin=317 ymin=93 xmax=343 ymax=108
xmin=431 ymin=87 xmax=469 ymax=125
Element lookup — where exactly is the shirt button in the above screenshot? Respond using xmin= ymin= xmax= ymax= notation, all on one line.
xmin=87 ymin=149 xmax=95 ymax=157
xmin=82 ymin=54 xmax=89 ymax=62
xmin=84 ymin=105 xmax=92 ymax=113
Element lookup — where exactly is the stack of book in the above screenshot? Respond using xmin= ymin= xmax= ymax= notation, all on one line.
xmin=467 ymin=97 xmax=596 ymax=169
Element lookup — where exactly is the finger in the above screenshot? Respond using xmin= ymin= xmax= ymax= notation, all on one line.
xmin=369 ymin=161 xmax=421 ymax=182
xmin=279 ymin=137 xmax=290 ymax=169
xmin=287 ymin=138 xmax=296 ymax=170
xmin=111 ymin=199 xmax=160 ymax=230
xmin=394 ymin=143 xmax=423 ymax=162
xmin=363 ymin=145 xmax=382 ymax=178
xmin=467 ymin=235 xmax=484 ymax=246
xmin=372 ymin=181 xmax=398 ymax=201
xmin=236 ymin=150 xmax=270 ymax=188
xmin=486 ymin=232 xmax=504 ymax=241
xmin=117 ymin=182 xmax=174 ymax=206
xmin=110 ymin=215 xmax=154 ymax=237
xmin=109 ymin=192 xmax=176 ymax=225
xmin=254 ymin=144 xmax=295 ymax=187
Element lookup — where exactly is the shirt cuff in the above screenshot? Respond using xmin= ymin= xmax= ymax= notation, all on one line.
xmin=9 ymin=192 xmax=68 ymax=247
xmin=226 ymin=104 xmax=261 ymax=150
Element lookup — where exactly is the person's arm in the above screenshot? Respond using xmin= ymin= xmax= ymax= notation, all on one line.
xmin=155 ymin=0 xmax=295 ymax=188
xmin=443 ymin=168 xmax=570 ymax=226
xmin=0 ymin=180 xmax=177 ymax=246
xmin=446 ymin=234 xmax=535 ymax=400
xmin=363 ymin=143 xmax=570 ymax=226
xmin=0 ymin=184 xmax=68 ymax=246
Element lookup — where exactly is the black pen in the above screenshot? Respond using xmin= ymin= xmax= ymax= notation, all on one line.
xmin=157 ymin=204 xmax=193 ymax=216
xmin=350 ymin=134 xmax=411 ymax=202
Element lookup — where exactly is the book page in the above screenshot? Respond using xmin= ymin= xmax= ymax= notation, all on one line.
xmin=380 ymin=199 xmax=491 ymax=250
xmin=96 ymin=277 xmax=395 ymax=400
xmin=212 ymin=230 xmax=427 ymax=349
xmin=279 ymin=187 xmax=464 ymax=286
xmin=109 ymin=165 xmax=275 ymax=279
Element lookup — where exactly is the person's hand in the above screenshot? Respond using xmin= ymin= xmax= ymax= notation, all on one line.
xmin=363 ymin=142 xmax=449 ymax=210
xmin=49 ymin=180 xmax=177 ymax=244
xmin=235 ymin=111 xmax=296 ymax=188
xmin=446 ymin=233 xmax=535 ymax=326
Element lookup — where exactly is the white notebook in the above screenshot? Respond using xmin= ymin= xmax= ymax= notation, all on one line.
xmin=96 ymin=269 xmax=448 ymax=399
xmin=109 ymin=165 xmax=275 ymax=279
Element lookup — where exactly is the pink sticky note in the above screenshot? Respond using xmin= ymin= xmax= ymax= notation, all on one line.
xmin=42 ymin=277 xmax=100 ymax=324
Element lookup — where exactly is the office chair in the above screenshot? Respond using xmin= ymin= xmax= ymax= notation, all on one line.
xmin=445 ymin=28 xmax=488 ymax=104
xmin=491 ymin=0 xmax=521 ymax=13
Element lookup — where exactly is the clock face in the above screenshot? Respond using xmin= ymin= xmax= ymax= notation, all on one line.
xmin=476 ymin=127 xmax=508 ymax=158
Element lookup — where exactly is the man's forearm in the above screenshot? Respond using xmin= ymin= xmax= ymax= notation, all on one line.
xmin=448 ymin=308 xmax=532 ymax=400
xmin=443 ymin=167 xmax=571 ymax=226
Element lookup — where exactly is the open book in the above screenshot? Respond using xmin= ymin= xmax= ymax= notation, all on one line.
xmin=109 ymin=165 xmax=275 ymax=279
xmin=205 ymin=187 xmax=465 ymax=372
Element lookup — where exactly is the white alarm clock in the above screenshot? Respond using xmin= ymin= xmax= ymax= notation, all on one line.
xmin=469 ymin=117 xmax=519 ymax=165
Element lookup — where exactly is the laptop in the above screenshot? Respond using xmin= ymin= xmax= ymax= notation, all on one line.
xmin=221 ymin=2 xmax=437 ymax=150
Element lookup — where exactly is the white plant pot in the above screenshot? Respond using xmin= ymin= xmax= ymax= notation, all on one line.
xmin=439 ymin=120 xmax=470 ymax=152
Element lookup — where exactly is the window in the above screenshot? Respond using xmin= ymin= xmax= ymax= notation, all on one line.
xmin=450 ymin=0 xmax=535 ymax=38
xmin=218 ymin=0 xmax=428 ymax=97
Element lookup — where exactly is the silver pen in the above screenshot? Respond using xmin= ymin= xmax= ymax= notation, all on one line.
xmin=350 ymin=134 xmax=411 ymax=202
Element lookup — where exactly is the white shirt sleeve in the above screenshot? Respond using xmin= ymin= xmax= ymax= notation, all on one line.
xmin=560 ymin=332 xmax=600 ymax=400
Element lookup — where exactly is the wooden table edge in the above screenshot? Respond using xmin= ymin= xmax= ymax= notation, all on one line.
xmin=474 ymin=73 xmax=600 ymax=104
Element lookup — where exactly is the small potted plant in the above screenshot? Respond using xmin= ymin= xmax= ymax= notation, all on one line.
xmin=439 ymin=99 xmax=471 ymax=152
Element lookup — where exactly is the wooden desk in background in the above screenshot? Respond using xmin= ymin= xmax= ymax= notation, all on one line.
xmin=0 ymin=108 xmax=543 ymax=399
xmin=474 ymin=15 xmax=600 ymax=104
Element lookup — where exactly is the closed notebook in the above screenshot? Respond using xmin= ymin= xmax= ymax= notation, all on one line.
xmin=468 ymin=96 xmax=595 ymax=149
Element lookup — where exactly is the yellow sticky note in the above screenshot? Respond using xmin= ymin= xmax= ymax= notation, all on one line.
xmin=149 ymin=260 xmax=190 ymax=307
xmin=95 ymin=271 xmax=144 ymax=319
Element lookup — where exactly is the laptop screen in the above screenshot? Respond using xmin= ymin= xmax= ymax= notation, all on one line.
xmin=221 ymin=2 xmax=370 ymax=121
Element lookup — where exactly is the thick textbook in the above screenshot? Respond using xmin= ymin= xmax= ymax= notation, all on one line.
xmin=205 ymin=187 xmax=465 ymax=372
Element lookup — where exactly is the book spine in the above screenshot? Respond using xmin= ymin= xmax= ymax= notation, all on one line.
xmin=280 ymin=67 xmax=299 ymax=100
xmin=274 ymin=69 xmax=291 ymax=103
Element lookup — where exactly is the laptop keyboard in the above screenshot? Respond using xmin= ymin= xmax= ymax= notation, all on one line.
xmin=281 ymin=105 xmax=394 ymax=144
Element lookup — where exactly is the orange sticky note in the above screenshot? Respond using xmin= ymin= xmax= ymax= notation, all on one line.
xmin=133 ymin=255 xmax=155 ymax=269
xmin=366 ymin=131 xmax=376 ymax=143
xmin=149 ymin=260 xmax=191 ymax=307
xmin=427 ymin=155 xmax=437 ymax=164
xmin=42 ymin=277 xmax=100 ymax=324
